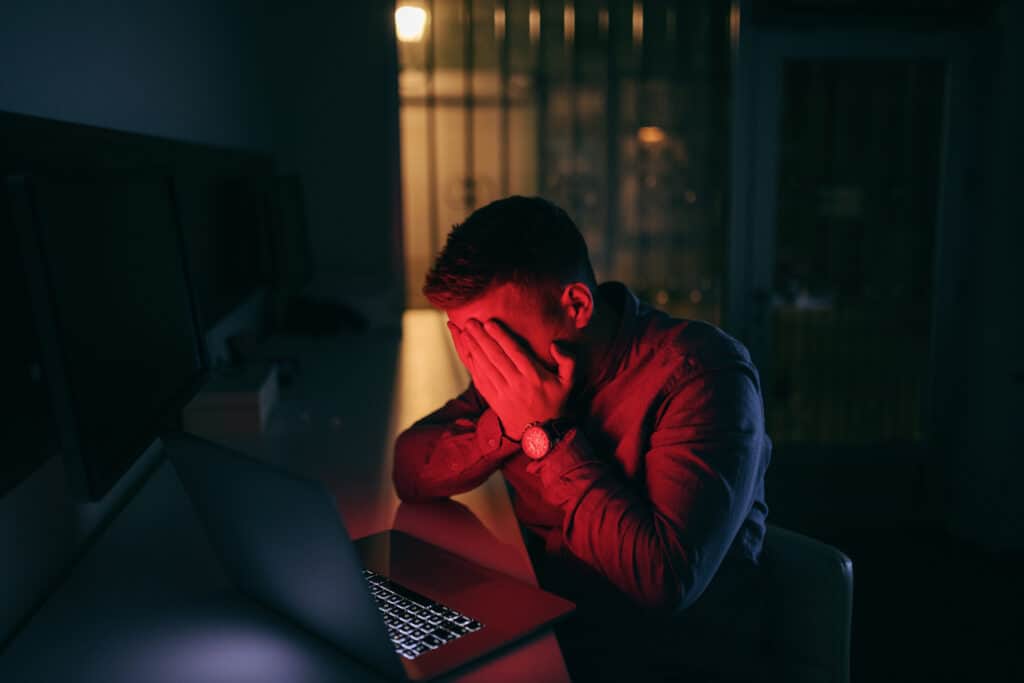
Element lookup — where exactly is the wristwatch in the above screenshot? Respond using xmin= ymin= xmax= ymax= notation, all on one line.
xmin=520 ymin=419 xmax=573 ymax=460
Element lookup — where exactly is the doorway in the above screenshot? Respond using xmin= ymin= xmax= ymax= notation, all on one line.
xmin=728 ymin=12 xmax=975 ymax=456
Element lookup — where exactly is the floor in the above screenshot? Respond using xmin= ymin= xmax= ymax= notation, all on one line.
xmin=818 ymin=525 xmax=1022 ymax=682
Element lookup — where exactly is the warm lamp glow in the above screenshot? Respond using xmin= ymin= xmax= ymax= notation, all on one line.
xmin=395 ymin=6 xmax=428 ymax=43
xmin=637 ymin=126 xmax=666 ymax=145
xmin=633 ymin=1 xmax=644 ymax=45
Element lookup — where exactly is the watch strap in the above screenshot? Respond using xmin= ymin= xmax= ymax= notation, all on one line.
xmin=521 ymin=417 xmax=575 ymax=459
xmin=544 ymin=418 xmax=574 ymax=444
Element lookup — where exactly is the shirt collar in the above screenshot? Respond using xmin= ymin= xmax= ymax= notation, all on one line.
xmin=582 ymin=281 xmax=640 ymax=394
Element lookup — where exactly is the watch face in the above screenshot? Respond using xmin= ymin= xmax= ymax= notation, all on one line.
xmin=521 ymin=424 xmax=551 ymax=460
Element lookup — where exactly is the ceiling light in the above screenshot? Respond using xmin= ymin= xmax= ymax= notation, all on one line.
xmin=395 ymin=6 xmax=428 ymax=43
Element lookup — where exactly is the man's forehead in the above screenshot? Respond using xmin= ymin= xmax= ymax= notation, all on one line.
xmin=445 ymin=283 xmax=532 ymax=328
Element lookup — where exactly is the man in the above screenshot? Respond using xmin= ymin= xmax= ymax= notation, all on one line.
xmin=393 ymin=196 xmax=771 ymax=681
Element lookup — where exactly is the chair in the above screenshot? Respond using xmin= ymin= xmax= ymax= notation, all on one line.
xmin=668 ymin=525 xmax=852 ymax=683
xmin=759 ymin=524 xmax=854 ymax=683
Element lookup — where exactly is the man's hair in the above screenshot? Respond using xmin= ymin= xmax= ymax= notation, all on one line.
xmin=423 ymin=196 xmax=596 ymax=310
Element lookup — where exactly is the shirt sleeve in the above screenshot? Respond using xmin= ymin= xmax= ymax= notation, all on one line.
xmin=393 ymin=383 xmax=522 ymax=502
xmin=529 ymin=362 xmax=767 ymax=613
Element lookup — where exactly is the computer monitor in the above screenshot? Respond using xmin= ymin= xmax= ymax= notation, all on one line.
xmin=178 ymin=175 xmax=273 ymax=331
xmin=267 ymin=174 xmax=314 ymax=292
xmin=8 ymin=172 xmax=207 ymax=501
xmin=2 ymin=185 xmax=58 ymax=497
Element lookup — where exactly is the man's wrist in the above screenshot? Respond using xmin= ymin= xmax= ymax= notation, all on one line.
xmin=502 ymin=418 xmax=522 ymax=443
xmin=520 ymin=418 xmax=574 ymax=460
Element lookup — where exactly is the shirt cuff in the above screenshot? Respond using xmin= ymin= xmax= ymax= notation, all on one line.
xmin=475 ymin=408 xmax=517 ymax=458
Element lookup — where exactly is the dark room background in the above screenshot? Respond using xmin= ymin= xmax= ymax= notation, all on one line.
xmin=2 ymin=0 xmax=1021 ymax=679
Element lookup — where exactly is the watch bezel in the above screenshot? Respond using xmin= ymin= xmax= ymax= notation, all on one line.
xmin=521 ymin=422 xmax=552 ymax=460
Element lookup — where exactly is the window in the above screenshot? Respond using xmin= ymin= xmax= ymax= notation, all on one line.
xmin=397 ymin=0 xmax=732 ymax=326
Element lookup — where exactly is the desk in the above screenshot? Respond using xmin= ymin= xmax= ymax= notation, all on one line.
xmin=0 ymin=311 xmax=571 ymax=682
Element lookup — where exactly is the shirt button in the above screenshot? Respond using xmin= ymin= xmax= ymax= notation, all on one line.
xmin=488 ymin=438 xmax=497 ymax=449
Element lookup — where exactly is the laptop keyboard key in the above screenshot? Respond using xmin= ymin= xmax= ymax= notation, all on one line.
xmin=431 ymin=626 xmax=457 ymax=642
xmin=444 ymin=622 xmax=468 ymax=636
xmin=407 ymin=642 xmax=430 ymax=657
xmin=363 ymin=570 xmax=483 ymax=659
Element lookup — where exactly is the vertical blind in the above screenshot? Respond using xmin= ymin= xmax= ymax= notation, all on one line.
xmin=397 ymin=0 xmax=731 ymax=326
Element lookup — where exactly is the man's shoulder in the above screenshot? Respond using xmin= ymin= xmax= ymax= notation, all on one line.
xmin=636 ymin=305 xmax=753 ymax=375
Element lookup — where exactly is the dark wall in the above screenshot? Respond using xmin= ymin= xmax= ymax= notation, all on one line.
xmin=0 ymin=0 xmax=406 ymax=320
xmin=954 ymin=0 xmax=1024 ymax=551
xmin=0 ymin=0 xmax=275 ymax=151
xmin=266 ymin=1 xmax=405 ymax=324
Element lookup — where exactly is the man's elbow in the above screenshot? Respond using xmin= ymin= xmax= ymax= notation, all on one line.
xmin=634 ymin=566 xmax=688 ymax=615
xmin=392 ymin=471 xmax=421 ymax=502
xmin=642 ymin=569 xmax=719 ymax=616
xmin=392 ymin=459 xmax=430 ymax=503
xmin=392 ymin=433 xmax=448 ymax=503
xmin=392 ymin=433 xmax=425 ymax=502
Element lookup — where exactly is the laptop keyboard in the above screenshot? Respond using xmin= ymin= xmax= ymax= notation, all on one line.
xmin=362 ymin=569 xmax=484 ymax=660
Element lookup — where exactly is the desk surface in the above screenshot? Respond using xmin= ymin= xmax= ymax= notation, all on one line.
xmin=0 ymin=311 xmax=570 ymax=682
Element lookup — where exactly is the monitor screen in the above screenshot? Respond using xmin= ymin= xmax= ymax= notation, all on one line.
xmin=177 ymin=175 xmax=272 ymax=330
xmin=2 ymin=183 xmax=58 ymax=496
xmin=14 ymin=173 xmax=206 ymax=500
xmin=268 ymin=174 xmax=314 ymax=291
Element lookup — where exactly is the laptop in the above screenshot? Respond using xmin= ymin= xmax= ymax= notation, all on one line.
xmin=165 ymin=432 xmax=575 ymax=681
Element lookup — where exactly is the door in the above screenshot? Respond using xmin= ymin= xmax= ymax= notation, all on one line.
xmin=728 ymin=9 xmax=976 ymax=454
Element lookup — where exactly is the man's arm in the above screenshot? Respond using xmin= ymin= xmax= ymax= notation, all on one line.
xmin=393 ymin=383 xmax=520 ymax=502
xmin=530 ymin=362 xmax=767 ymax=613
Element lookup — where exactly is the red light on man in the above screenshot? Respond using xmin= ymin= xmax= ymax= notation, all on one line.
xmin=393 ymin=196 xmax=772 ymax=681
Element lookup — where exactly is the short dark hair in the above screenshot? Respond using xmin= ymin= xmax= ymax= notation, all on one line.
xmin=423 ymin=196 xmax=596 ymax=309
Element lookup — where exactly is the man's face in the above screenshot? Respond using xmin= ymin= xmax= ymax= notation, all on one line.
xmin=445 ymin=282 xmax=568 ymax=373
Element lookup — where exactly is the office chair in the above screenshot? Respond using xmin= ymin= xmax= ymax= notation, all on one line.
xmin=759 ymin=524 xmax=854 ymax=683
xmin=666 ymin=525 xmax=852 ymax=683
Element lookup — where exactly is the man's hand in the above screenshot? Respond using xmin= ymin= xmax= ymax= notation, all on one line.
xmin=447 ymin=318 xmax=575 ymax=440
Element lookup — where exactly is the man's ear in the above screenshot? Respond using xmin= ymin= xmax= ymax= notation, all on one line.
xmin=559 ymin=283 xmax=595 ymax=329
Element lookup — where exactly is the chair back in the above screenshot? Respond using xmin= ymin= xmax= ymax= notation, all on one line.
xmin=760 ymin=524 xmax=854 ymax=683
